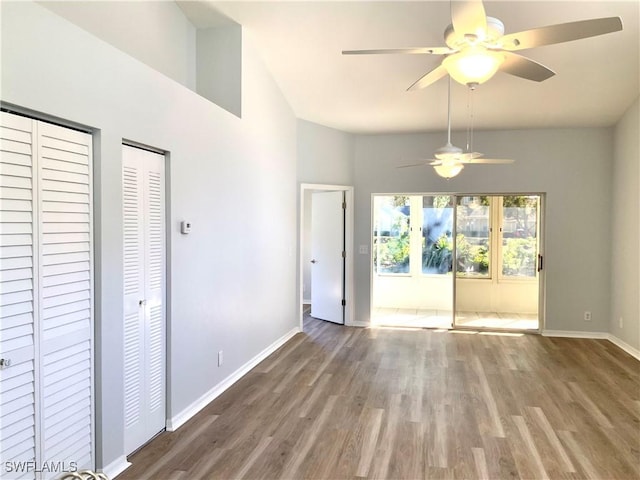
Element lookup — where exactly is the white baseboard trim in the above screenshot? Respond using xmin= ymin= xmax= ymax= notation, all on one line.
xmin=542 ymin=330 xmax=608 ymax=339
xmin=541 ymin=330 xmax=640 ymax=361
xmin=166 ymin=326 xmax=300 ymax=432
xmin=607 ymin=334 xmax=640 ymax=361
xmin=101 ymin=455 xmax=130 ymax=479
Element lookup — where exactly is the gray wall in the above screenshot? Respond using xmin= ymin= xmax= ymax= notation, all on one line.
xmin=353 ymin=128 xmax=613 ymax=332
xmin=297 ymin=119 xmax=354 ymax=185
xmin=2 ymin=1 xmax=297 ymax=469
xmin=40 ymin=0 xmax=197 ymax=89
xmin=196 ymin=25 xmax=242 ymax=117
xmin=611 ymin=97 xmax=640 ymax=349
xmin=296 ymin=119 xmax=354 ymax=307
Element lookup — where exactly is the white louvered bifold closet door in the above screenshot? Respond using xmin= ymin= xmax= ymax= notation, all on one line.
xmin=38 ymin=121 xmax=93 ymax=475
xmin=0 ymin=113 xmax=38 ymax=480
xmin=0 ymin=111 xmax=93 ymax=480
xmin=122 ymin=145 xmax=165 ymax=455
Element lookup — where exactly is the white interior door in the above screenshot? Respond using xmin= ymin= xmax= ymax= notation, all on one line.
xmin=310 ymin=191 xmax=344 ymax=324
xmin=122 ymin=145 xmax=165 ymax=455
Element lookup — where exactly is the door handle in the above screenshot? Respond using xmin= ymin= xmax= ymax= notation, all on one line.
xmin=537 ymin=254 xmax=543 ymax=272
xmin=0 ymin=358 xmax=12 ymax=368
xmin=139 ymin=299 xmax=147 ymax=306
xmin=310 ymin=259 xmax=317 ymax=264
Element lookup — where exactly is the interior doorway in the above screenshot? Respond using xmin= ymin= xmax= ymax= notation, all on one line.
xmin=370 ymin=193 xmax=544 ymax=332
xmin=299 ymin=184 xmax=354 ymax=329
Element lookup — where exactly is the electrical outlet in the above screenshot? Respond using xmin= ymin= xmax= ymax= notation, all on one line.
xmin=619 ymin=317 xmax=624 ymax=329
xmin=584 ymin=311 xmax=592 ymax=321
xmin=218 ymin=350 xmax=223 ymax=367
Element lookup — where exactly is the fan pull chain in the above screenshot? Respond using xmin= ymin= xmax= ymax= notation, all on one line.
xmin=446 ymin=75 xmax=452 ymax=145
xmin=465 ymin=85 xmax=476 ymax=153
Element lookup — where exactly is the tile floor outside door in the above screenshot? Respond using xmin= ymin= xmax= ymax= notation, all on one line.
xmin=371 ymin=307 xmax=538 ymax=331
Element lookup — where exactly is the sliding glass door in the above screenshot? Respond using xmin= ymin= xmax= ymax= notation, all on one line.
xmin=371 ymin=193 xmax=544 ymax=332
xmin=454 ymin=195 xmax=542 ymax=331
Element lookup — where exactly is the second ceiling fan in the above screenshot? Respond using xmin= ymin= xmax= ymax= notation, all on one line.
xmin=399 ymin=77 xmax=514 ymax=179
xmin=343 ymin=0 xmax=623 ymax=90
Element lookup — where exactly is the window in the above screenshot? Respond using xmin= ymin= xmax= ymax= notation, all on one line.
xmin=422 ymin=195 xmax=454 ymax=274
xmin=456 ymin=196 xmax=490 ymax=277
xmin=373 ymin=195 xmax=410 ymax=274
xmin=372 ymin=194 xmax=540 ymax=280
xmin=501 ymin=195 xmax=539 ymax=278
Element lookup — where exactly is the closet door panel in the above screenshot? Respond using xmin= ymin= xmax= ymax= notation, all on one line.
xmin=0 ymin=112 xmax=37 ymax=480
xmin=144 ymin=153 xmax=165 ymax=428
xmin=122 ymin=146 xmax=146 ymax=454
xmin=37 ymin=121 xmax=93 ymax=476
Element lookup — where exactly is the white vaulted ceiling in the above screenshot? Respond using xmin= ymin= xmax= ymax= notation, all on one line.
xmin=179 ymin=1 xmax=640 ymax=133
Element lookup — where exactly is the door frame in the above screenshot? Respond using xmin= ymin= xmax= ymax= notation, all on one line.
xmin=299 ymin=183 xmax=354 ymax=330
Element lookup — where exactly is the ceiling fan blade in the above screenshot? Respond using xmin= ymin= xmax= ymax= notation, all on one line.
xmin=397 ymin=161 xmax=436 ymax=168
xmin=342 ymin=47 xmax=453 ymax=55
xmin=452 ymin=0 xmax=488 ymax=38
xmin=500 ymin=52 xmax=555 ymax=82
xmin=468 ymin=158 xmax=515 ymax=164
xmin=407 ymin=64 xmax=448 ymax=91
xmin=498 ymin=17 xmax=622 ymax=51
xmin=459 ymin=151 xmax=483 ymax=161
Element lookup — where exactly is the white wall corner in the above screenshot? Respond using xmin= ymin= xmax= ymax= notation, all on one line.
xmin=347 ymin=320 xmax=370 ymax=328
xmin=167 ymin=326 xmax=300 ymax=432
xmin=607 ymin=334 xmax=640 ymax=361
xmin=100 ymin=455 xmax=131 ymax=479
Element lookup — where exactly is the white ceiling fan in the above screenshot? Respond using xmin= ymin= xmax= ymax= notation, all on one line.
xmin=399 ymin=77 xmax=514 ymax=179
xmin=343 ymin=0 xmax=623 ymax=89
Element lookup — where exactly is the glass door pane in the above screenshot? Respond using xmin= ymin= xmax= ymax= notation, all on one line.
xmin=455 ymin=196 xmax=491 ymax=278
xmin=501 ymin=195 xmax=539 ymax=279
xmin=498 ymin=195 xmax=540 ymax=330
xmin=373 ymin=195 xmax=410 ymax=275
xmin=419 ymin=195 xmax=453 ymax=328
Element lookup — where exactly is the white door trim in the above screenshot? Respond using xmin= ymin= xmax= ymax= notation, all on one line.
xmin=299 ymin=183 xmax=354 ymax=329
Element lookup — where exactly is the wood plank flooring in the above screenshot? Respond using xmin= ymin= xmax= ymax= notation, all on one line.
xmin=118 ymin=317 xmax=640 ymax=479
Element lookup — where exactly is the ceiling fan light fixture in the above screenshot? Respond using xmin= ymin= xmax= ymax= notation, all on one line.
xmin=443 ymin=47 xmax=504 ymax=86
xmin=434 ymin=163 xmax=464 ymax=179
